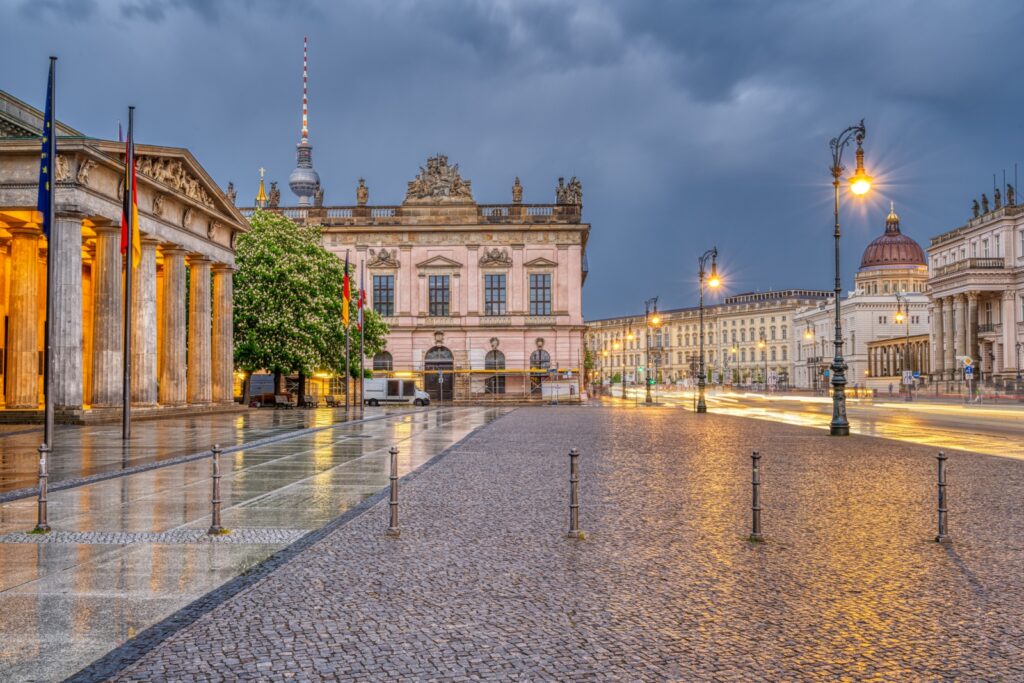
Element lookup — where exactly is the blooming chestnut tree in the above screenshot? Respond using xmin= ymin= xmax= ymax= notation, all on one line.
xmin=233 ymin=210 xmax=388 ymax=394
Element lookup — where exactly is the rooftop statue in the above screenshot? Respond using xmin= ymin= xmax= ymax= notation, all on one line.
xmin=405 ymin=155 xmax=474 ymax=203
xmin=1007 ymin=183 xmax=1016 ymax=207
xmin=994 ymin=187 xmax=1002 ymax=210
xmin=981 ymin=193 xmax=989 ymax=214
xmin=972 ymin=199 xmax=980 ymax=218
xmin=357 ymin=178 xmax=369 ymax=206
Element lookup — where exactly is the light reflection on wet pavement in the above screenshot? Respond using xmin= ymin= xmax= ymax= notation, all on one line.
xmin=0 ymin=407 xmax=414 ymax=494
xmin=608 ymin=389 xmax=1024 ymax=459
xmin=0 ymin=407 xmax=509 ymax=683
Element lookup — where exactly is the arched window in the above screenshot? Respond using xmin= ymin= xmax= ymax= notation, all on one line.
xmin=485 ymin=350 xmax=505 ymax=394
xmin=530 ymin=349 xmax=551 ymax=369
xmin=372 ymin=351 xmax=393 ymax=371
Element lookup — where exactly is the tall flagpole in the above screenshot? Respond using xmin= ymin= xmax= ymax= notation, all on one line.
xmin=122 ymin=107 xmax=135 ymax=440
xmin=344 ymin=249 xmax=350 ymax=412
xmin=359 ymin=259 xmax=365 ymax=411
xmin=43 ymin=56 xmax=57 ymax=451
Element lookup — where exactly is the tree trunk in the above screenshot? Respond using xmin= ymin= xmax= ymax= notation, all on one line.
xmin=274 ymin=369 xmax=283 ymax=395
xmin=241 ymin=372 xmax=251 ymax=406
xmin=297 ymin=371 xmax=306 ymax=402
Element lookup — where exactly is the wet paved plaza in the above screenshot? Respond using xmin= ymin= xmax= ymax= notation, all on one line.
xmin=64 ymin=405 xmax=1024 ymax=682
xmin=0 ymin=407 xmax=385 ymax=495
xmin=0 ymin=407 xmax=508 ymax=683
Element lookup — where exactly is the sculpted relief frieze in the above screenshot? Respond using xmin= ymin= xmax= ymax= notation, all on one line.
xmin=479 ymin=247 xmax=513 ymax=267
xmin=404 ymin=155 xmax=474 ymax=203
xmin=136 ymin=155 xmax=215 ymax=208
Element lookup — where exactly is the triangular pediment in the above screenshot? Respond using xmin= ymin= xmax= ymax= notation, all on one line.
xmin=95 ymin=140 xmax=247 ymax=230
xmin=524 ymin=257 xmax=558 ymax=268
xmin=416 ymin=255 xmax=464 ymax=269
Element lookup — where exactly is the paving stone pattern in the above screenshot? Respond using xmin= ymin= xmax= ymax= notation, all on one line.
xmin=0 ymin=528 xmax=307 ymax=545
xmin=89 ymin=407 xmax=1024 ymax=681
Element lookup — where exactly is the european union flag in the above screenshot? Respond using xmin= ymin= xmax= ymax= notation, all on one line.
xmin=36 ymin=58 xmax=56 ymax=239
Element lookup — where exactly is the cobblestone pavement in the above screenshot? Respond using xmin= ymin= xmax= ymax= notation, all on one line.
xmin=0 ymin=407 xmax=507 ymax=683
xmin=72 ymin=406 xmax=1024 ymax=681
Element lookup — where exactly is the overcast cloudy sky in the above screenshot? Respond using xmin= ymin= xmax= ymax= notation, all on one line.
xmin=3 ymin=0 xmax=1022 ymax=318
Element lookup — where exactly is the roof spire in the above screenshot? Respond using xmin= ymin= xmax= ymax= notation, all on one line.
xmin=255 ymin=166 xmax=268 ymax=208
xmin=301 ymin=35 xmax=309 ymax=142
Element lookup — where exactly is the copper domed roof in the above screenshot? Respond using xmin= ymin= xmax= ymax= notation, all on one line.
xmin=859 ymin=203 xmax=926 ymax=270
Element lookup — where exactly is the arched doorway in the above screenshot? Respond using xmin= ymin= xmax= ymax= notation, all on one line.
xmin=424 ymin=345 xmax=454 ymax=401
xmin=529 ymin=348 xmax=551 ymax=396
xmin=485 ymin=349 xmax=505 ymax=394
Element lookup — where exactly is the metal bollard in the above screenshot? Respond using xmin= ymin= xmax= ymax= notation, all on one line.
xmin=749 ymin=451 xmax=763 ymax=542
xmin=567 ymin=447 xmax=583 ymax=539
xmin=935 ymin=451 xmax=950 ymax=543
xmin=34 ymin=443 xmax=51 ymax=533
xmin=207 ymin=444 xmax=224 ymax=535
xmin=386 ymin=445 xmax=400 ymax=537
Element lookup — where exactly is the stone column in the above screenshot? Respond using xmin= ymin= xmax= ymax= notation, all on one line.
xmin=211 ymin=264 xmax=234 ymax=404
xmin=187 ymin=256 xmax=212 ymax=404
xmin=0 ymin=238 xmax=9 ymax=408
xmin=159 ymin=247 xmax=188 ymax=406
xmin=90 ymin=224 xmax=123 ymax=407
xmin=942 ymin=297 xmax=955 ymax=379
xmin=966 ymin=292 xmax=978 ymax=362
xmin=953 ymin=294 xmax=967 ymax=363
xmin=50 ymin=211 xmax=85 ymax=409
xmin=1002 ymin=290 xmax=1018 ymax=373
xmin=6 ymin=226 xmax=40 ymax=408
xmin=131 ymin=239 xmax=159 ymax=405
xmin=931 ymin=301 xmax=943 ymax=377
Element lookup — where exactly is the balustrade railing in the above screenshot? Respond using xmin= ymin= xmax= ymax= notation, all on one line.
xmin=934 ymin=257 xmax=1005 ymax=277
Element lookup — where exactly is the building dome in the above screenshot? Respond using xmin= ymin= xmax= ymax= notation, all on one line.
xmin=859 ymin=203 xmax=926 ymax=270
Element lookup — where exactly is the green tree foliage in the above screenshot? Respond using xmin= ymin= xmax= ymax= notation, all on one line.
xmin=234 ymin=210 xmax=388 ymax=379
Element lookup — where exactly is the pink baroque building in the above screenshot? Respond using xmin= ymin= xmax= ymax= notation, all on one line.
xmin=244 ymin=156 xmax=589 ymax=401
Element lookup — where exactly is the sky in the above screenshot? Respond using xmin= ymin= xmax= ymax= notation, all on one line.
xmin=3 ymin=0 xmax=1022 ymax=319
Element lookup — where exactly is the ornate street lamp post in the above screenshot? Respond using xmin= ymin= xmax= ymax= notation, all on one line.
xmin=895 ymin=291 xmax=913 ymax=402
xmin=828 ymin=120 xmax=872 ymax=436
xmin=613 ymin=340 xmax=623 ymax=399
xmin=696 ymin=247 xmax=720 ymax=413
xmin=644 ymin=297 xmax=660 ymax=405
xmin=625 ymin=328 xmax=635 ymax=399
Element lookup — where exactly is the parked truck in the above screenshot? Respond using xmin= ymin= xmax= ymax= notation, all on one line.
xmin=363 ymin=378 xmax=431 ymax=406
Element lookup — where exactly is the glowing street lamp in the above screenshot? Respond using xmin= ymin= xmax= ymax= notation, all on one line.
xmin=696 ymin=247 xmax=720 ymax=413
xmin=895 ymin=290 xmax=913 ymax=402
xmin=644 ymin=297 xmax=660 ymax=404
xmin=827 ymin=119 xmax=871 ymax=436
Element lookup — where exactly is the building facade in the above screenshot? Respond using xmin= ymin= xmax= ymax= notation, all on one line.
xmin=927 ymin=190 xmax=1022 ymax=386
xmin=793 ymin=205 xmax=931 ymax=391
xmin=244 ymin=156 xmax=589 ymax=401
xmin=586 ymin=289 xmax=833 ymax=390
xmin=0 ymin=89 xmax=246 ymax=420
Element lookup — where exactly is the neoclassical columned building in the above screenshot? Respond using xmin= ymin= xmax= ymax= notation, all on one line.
xmin=0 ymin=90 xmax=246 ymax=420
xmin=244 ymin=155 xmax=589 ymax=401
xmin=927 ymin=191 xmax=1023 ymax=386
xmin=793 ymin=204 xmax=930 ymax=391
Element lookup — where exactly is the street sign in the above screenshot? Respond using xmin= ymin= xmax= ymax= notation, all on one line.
xmin=963 ymin=357 xmax=973 ymax=367
xmin=823 ymin=369 xmax=830 ymax=378
xmin=964 ymin=366 xmax=974 ymax=378
xmin=902 ymin=370 xmax=913 ymax=385
xmin=913 ymin=371 xmax=921 ymax=379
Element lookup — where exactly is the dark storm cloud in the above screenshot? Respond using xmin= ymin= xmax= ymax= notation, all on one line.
xmin=2 ymin=0 xmax=1022 ymax=318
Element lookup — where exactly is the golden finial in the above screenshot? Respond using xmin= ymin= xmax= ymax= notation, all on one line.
xmin=886 ymin=201 xmax=899 ymax=223
xmin=255 ymin=167 xmax=268 ymax=207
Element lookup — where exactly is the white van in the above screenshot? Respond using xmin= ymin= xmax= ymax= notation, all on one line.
xmin=363 ymin=378 xmax=431 ymax=406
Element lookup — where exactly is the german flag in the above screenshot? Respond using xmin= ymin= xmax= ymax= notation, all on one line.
xmin=120 ymin=113 xmax=141 ymax=269
xmin=342 ymin=251 xmax=350 ymax=327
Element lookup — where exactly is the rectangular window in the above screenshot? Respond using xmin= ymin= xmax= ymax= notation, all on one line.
xmin=529 ymin=273 xmax=552 ymax=315
xmin=484 ymin=274 xmax=507 ymax=315
xmin=428 ymin=275 xmax=450 ymax=316
xmin=372 ymin=275 xmax=395 ymax=316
